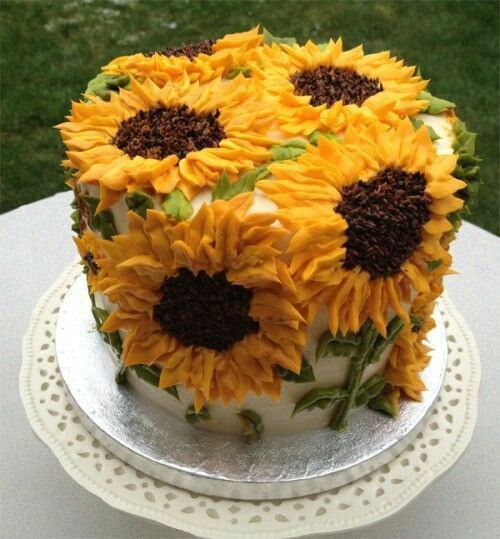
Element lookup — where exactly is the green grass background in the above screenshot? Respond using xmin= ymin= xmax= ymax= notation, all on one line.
xmin=1 ymin=0 xmax=498 ymax=234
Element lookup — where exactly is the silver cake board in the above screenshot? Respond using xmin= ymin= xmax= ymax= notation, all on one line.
xmin=56 ymin=274 xmax=447 ymax=500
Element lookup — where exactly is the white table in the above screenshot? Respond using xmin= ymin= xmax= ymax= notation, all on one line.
xmin=1 ymin=192 xmax=499 ymax=538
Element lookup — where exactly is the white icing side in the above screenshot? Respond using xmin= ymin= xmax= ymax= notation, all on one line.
xmin=126 ymin=346 xmax=391 ymax=435
xmin=416 ymin=113 xmax=455 ymax=155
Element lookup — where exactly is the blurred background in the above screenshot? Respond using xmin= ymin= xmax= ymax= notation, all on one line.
xmin=1 ymin=0 xmax=498 ymax=234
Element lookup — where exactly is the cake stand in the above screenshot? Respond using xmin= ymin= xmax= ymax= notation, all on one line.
xmin=20 ymin=261 xmax=480 ymax=537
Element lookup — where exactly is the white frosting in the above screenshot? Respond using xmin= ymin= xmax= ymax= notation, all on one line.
xmin=88 ymin=114 xmax=455 ymax=434
xmin=416 ymin=113 xmax=455 ymax=155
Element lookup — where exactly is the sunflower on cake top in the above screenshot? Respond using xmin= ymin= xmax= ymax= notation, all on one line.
xmin=58 ymin=27 xmax=481 ymax=441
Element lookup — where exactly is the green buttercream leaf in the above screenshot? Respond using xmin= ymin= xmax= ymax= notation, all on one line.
xmin=271 ymin=139 xmax=307 ymax=161
xmin=126 ymin=190 xmax=154 ymax=219
xmin=447 ymin=210 xmax=462 ymax=232
xmin=91 ymin=306 xmax=123 ymax=355
xmin=292 ymin=387 xmax=347 ymax=416
xmin=418 ymin=91 xmax=456 ymax=114
xmin=185 ymin=405 xmax=211 ymax=425
xmin=315 ymin=330 xmax=361 ymax=362
xmin=369 ymin=385 xmax=400 ymax=417
xmin=211 ymin=165 xmax=269 ymax=201
xmin=276 ymin=357 xmax=316 ymax=383
xmin=211 ymin=171 xmax=231 ymax=201
xmin=227 ymin=66 xmax=252 ymax=79
xmin=426 ymin=259 xmax=443 ymax=271
xmin=354 ymin=374 xmax=387 ymax=407
xmin=81 ymin=195 xmax=117 ymax=239
xmin=162 ymin=189 xmax=193 ymax=221
xmin=365 ymin=316 xmax=404 ymax=365
xmin=409 ymin=314 xmax=423 ymax=332
xmin=85 ymin=73 xmax=131 ymax=101
xmin=115 ymin=365 xmax=128 ymax=385
xmin=130 ymin=364 xmax=180 ymax=400
xmin=450 ymin=120 xmax=482 ymax=217
xmin=309 ymin=130 xmax=341 ymax=146
xmin=238 ymin=409 xmax=264 ymax=443
xmin=409 ymin=116 xmax=440 ymax=141
xmin=262 ymin=28 xmax=297 ymax=46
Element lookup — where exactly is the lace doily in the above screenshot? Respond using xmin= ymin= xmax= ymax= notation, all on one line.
xmin=20 ymin=261 xmax=480 ymax=538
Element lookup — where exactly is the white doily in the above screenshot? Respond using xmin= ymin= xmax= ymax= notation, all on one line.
xmin=20 ymin=262 xmax=480 ymax=538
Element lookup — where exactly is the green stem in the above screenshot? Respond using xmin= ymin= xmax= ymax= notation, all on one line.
xmin=330 ymin=323 xmax=378 ymax=431
xmin=330 ymin=356 xmax=364 ymax=431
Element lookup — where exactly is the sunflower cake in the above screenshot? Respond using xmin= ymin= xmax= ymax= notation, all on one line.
xmin=59 ymin=28 xmax=481 ymax=441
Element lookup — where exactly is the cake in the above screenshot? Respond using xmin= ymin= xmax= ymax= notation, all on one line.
xmin=58 ymin=27 xmax=481 ymax=441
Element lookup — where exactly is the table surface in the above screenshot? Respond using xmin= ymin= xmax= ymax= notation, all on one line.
xmin=1 ymin=192 xmax=499 ymax=539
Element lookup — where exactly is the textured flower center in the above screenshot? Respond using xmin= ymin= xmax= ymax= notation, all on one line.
xmin=145 ymin=39 xmax=214 ymax=59
xmin=83 ymin=252 xmax=99 ymax=275
xmin=153 ymin=269 xmax=260 ymax=351
xmin=336 ymin=167 xmax=432 ymax=278
xmin=113 ymin=105 xmax=225 ymax=160
xmin=291 ymin=66 xmax=383 ymax=107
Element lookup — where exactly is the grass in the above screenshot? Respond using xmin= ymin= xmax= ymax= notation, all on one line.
xmin=1 ymin=0 xmax=498 ymax=234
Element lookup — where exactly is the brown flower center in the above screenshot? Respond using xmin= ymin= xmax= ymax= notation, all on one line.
xmin=113 ymin=105 xmax=225 ymax=160
xmin=336 ymin=167 xmax=432 ymax=278
xmin=145 ymin=39 xmax=214 ymax=59
xmin=291 ymin=66 xmax=383 ymax=107
xmin=83 ymin=252 xmax=100 ymax=275
xmin=153 ymin=269 xmax=260 ymax=351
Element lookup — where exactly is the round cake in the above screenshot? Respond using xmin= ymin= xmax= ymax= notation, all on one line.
xmin=58 ymin=27 xmax=481 ymax=441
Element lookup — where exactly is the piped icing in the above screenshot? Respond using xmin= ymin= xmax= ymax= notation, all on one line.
xmin=60 ymin=28 xmax=480 ymax=435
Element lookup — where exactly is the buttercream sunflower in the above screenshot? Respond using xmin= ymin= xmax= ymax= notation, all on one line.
xmin=57 ymin=74 xmax=277 ymax=212
xmin=96 ymin=193 xmax=307 ymax=411
xmin=101 ymin=27 xmax=263 ymax=86
xmin=258 ymin=118 xmax=466 ymax=341
xmin=74 ymin=230 xmax=113 ymax=294
xmin=247 ymin=38 xmax=427 ymax=136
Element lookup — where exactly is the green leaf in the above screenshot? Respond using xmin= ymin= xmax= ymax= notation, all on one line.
xmin=409 ymin=314 xmax=423 ymax=332
xmin=365 ymin=316 xmax=404 ymax=365
xmin=162 ymin=189 xmax=194 ymax=221
xmin=262 ymin=28 xmax=297 ymax=47
xmin=81 ymin=195 xmax=117 ymax=239
xmin=368 ymin=385 xmax=400 ymax=417
xmin=92 ymin=306 xmax=109 ymax=330
xmin=426 ymin=259 xmax=443 ymax=272
xmin=292 ymin=387 xmax=348 ymax=416
xmin=115 ymin=365 xmax=128 ymax=385
xmin=450 ymin=120 xmax=482 ymax=214
xmin=418 ymin=91 xmax=456 ymax=115
xmin=238 ymin=409 xmax=264 ymax=443
xmin=270 ymin=139 xmax=307 ymax=161
xmin=211 ymin=171 xmax=231 ymax=201
xmin=85 ymin=73 xmax=131 ymax=101
xmin=126 ymin=190 xmax=154 ymax=218
xmin=409 ymin=116 xmax=440 ymax=141
xmin=211 ymin=165 xmax=269 ymax=201
xmin=185 ymin=405 xmax=211 ymax=425
xmin=129 ymin=364 xmax=179 ymax=399
xmin=92 ymin=306 xmax=123 ymax=355
xmin=276 ymin=357 xmax=316 ymax=383
xmin=315 ymin=330 xmax=361 ymax=362
xmin=309 ymin=130 xmax=341 ymax=146
xmin=447 ymin=210 xmax=462 ymax=232
xmin=354 ymin=374 xmax=386 ymax=407
xmin=227 ymin=66 xmax=252 ymax=79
